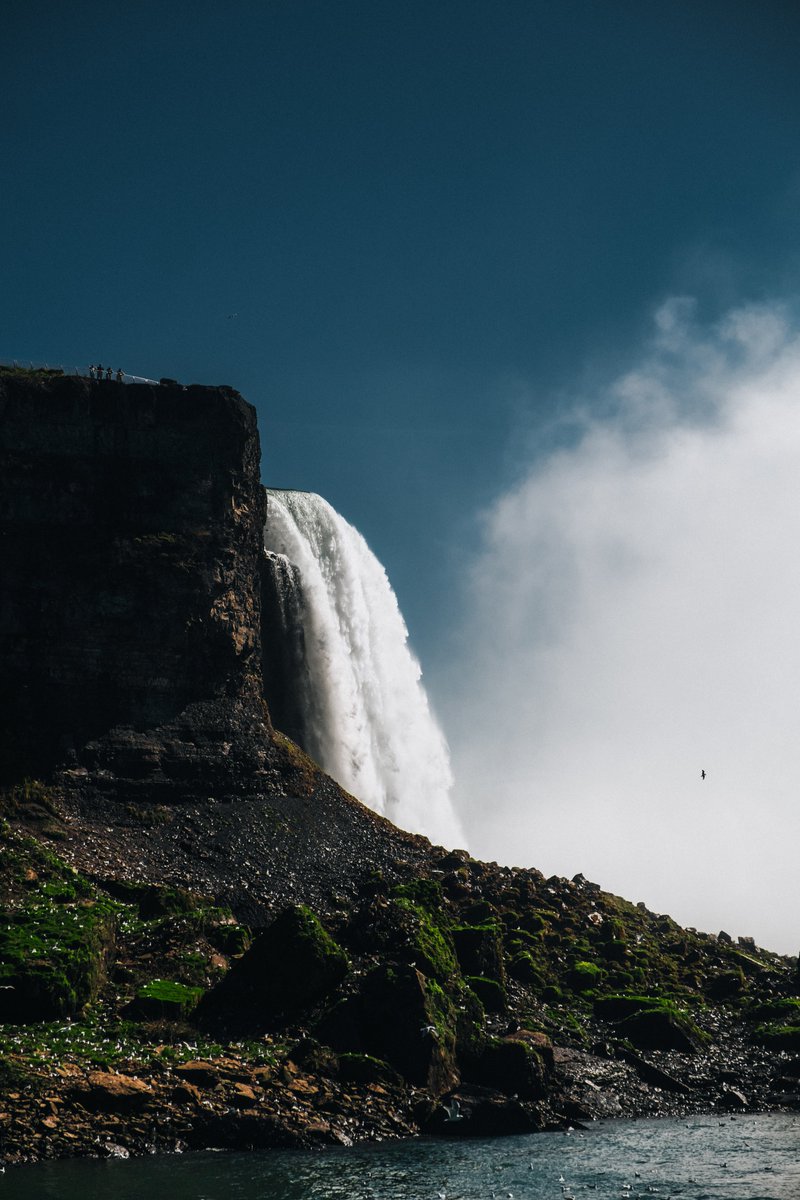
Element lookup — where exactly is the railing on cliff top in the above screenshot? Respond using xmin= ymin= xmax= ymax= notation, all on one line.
xmin=0 ymin=359 xmax=159 ymax=385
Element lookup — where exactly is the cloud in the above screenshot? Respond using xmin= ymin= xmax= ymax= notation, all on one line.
xmin=441 ymin=298 xmax=800 ymax=955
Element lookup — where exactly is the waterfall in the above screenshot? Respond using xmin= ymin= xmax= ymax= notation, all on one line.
xmin=263 ymin=489 xmax=464 ymax=847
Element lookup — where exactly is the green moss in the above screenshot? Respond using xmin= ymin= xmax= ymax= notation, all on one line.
xmin=207 ymin=904 xmax=349 ymax=1019
xmin=453 ymin=983 xmax=486 ymax=1063
xmin=337 ymin=1052 xmax=402 ymax=1085
xmin=422 ymin=977 xmax=458 ymax=1060
xmin=747 ymin=997 xmax=800 ymax=1022
xmin=465 ymin=974 xmax=506 ymax=1013
xmin=392 ymin=878 xmax=444 ymax=909
xmin=567 ymin=960 xmax=604 ymax=993
xmin=508 ymin=949 xmax=543 ymax=986
xmin=0 ymin=898 xmax=117 ymax=1021
xmin=593 ymin=993 xmax=679 ymax=1020
xmin=391 ymin=895 xmax=458 ymax=984
xmin=753 ymin=1023 xmax=800 ymax=1051
xmin=131 ymin=979 xmax=204 ymax=1019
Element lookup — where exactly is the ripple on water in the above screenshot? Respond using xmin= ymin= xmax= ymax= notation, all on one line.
xmin=6 ymin=1113 xmax=800 ymax=1200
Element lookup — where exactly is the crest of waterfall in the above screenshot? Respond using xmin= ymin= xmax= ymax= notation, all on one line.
xmin=263 ymin=489 xmax=464 ymax=847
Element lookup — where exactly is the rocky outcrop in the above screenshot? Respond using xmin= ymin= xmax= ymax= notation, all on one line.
xmin=0 ymin=370 xmax=269 ymax=794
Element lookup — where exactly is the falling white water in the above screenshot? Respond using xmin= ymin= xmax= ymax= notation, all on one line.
xmin=264 ymin=489 xmax=464 ymax=847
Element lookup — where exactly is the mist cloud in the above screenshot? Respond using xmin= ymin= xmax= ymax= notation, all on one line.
xmin=441 ymin=299 xmax=800 ymax=955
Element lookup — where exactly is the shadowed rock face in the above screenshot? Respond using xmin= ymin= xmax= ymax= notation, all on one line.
xmin=0 ymin=372 xmax=268 ymax=789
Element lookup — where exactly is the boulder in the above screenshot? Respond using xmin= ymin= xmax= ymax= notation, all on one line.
xmin=453 ymin=924 xmax=506 ymax=985
xmin=421 ymin=1084 xmax=541 ymax=1136
xmin=466 ymin=1033 xmax=552 ymax=1099
xmin=617 ymin=1008 xmax=702 ymax=1053
xmin=0 ymin=901 xmax=115 ymax=1022
xmin=317 ymin=964 xmax=459 ymax=1095
xmin=80 ymin=1071 xmax=154 ymax=1113
xmin=126 ymin=979 xmax=204 ymax=1020
xmin=200 ymin=904 xmax=348 ymax=1027
xmin=465 ymin=974 xmax=506 ymax=1013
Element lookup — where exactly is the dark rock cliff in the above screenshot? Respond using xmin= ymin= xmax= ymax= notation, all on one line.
xmin=0 ymin=371 xmax=267 ymax=789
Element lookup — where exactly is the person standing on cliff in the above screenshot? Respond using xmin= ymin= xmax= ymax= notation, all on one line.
xmin=116 ymin=368 xmax=124 ymax=382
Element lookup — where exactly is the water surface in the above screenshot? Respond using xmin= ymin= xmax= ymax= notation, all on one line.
xmin=8 ymin=1113 xmax=798 ymax=1200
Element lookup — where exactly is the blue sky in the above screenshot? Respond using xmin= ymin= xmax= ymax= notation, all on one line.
xmin=4 ymin=2 xmax=800 ymax=948
xmin=3 ymin=1 xmax=798 ymax=655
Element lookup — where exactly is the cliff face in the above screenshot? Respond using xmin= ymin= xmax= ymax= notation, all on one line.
xmin=0 ymin=371 xmax=269 ymax=792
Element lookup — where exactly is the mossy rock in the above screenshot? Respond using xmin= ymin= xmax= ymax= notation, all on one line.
xmin=460 ymin=900 xmax=497 ymax=925
xmin=105 ymin=881 xmax=199 ymax=918
xmin=128 ymin=978 xmax=204 ymax=1020
xmin=518 ymin=911 xmax=547 ymax=935
xmin=753 ymin=1023 xmax=800 ymax=1051
xmin=317 ymin=964 xmax=459 ymax=1095
xmin=337 ymin=1052 xmax=403 ymax=1086
xmin=465 ymin=974 xmax=507 ymax=1013
xmin=387 ymin=880 xmax=459 ymax=983
xmin=598 ymin=939 xmax=628 ymax=964
xmin=508 ymin=949 xmax=543 ymax=986
xmin=200 ymin=904 xmax=349 ymax=1026
xmin=747 ymin=998 xmax=800 ymax=1023
xmin=567 ymin=960 xmax=604 ymax=993
xmin=208 ymin=919 xmax=251 ymax=957
xmin=594 ymin=993 xmax=671 ymax=1021
xmin=453 ymin=924 xmax=505 ymax=985
xmin=0 ymin=899 xmax=116 ymax=1022
xmin=454 ymin=984 xmax=487 ymax=1064
xmin=705 ymin=968 xmax=746 ymax=1001
xmin=617 ymin=1007 xmax=703 ymax=1053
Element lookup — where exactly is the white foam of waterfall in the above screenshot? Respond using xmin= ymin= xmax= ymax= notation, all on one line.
xmin=264 ymin=489 xmax=464 ymax=847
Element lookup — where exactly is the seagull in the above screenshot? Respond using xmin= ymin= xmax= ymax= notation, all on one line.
xmin=443 ymin=1099 xmax=464 ymax=1122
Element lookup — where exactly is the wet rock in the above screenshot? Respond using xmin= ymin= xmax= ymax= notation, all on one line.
xmin=466 ymin=1034 xmax=551 ymax=1100
xmin=422 ymin=1084 xmax=541 ymax=1136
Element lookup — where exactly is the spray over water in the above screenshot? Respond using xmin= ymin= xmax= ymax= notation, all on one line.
xmin=263 ymin=490 xmax=463 ymax=847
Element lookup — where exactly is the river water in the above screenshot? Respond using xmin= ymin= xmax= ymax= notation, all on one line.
xmin=8 ymin=1114 xmax=798 ymax=1199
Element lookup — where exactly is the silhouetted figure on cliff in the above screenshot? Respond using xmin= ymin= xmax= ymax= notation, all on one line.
xmin=701 ymin=769 xmax=706 ymax=780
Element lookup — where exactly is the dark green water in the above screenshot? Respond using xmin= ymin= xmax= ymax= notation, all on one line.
xmin=6 ymin=1114 xmax=798 ymax=1200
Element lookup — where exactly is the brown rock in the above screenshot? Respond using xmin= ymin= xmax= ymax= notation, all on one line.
xmin=172 ymin=1081 xmax=203 ymax=1107
xmin=83 ymin=1071 xmax=154 ymax=1112
xmin=229 ymin=1082 xmax=258 ymax=1108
